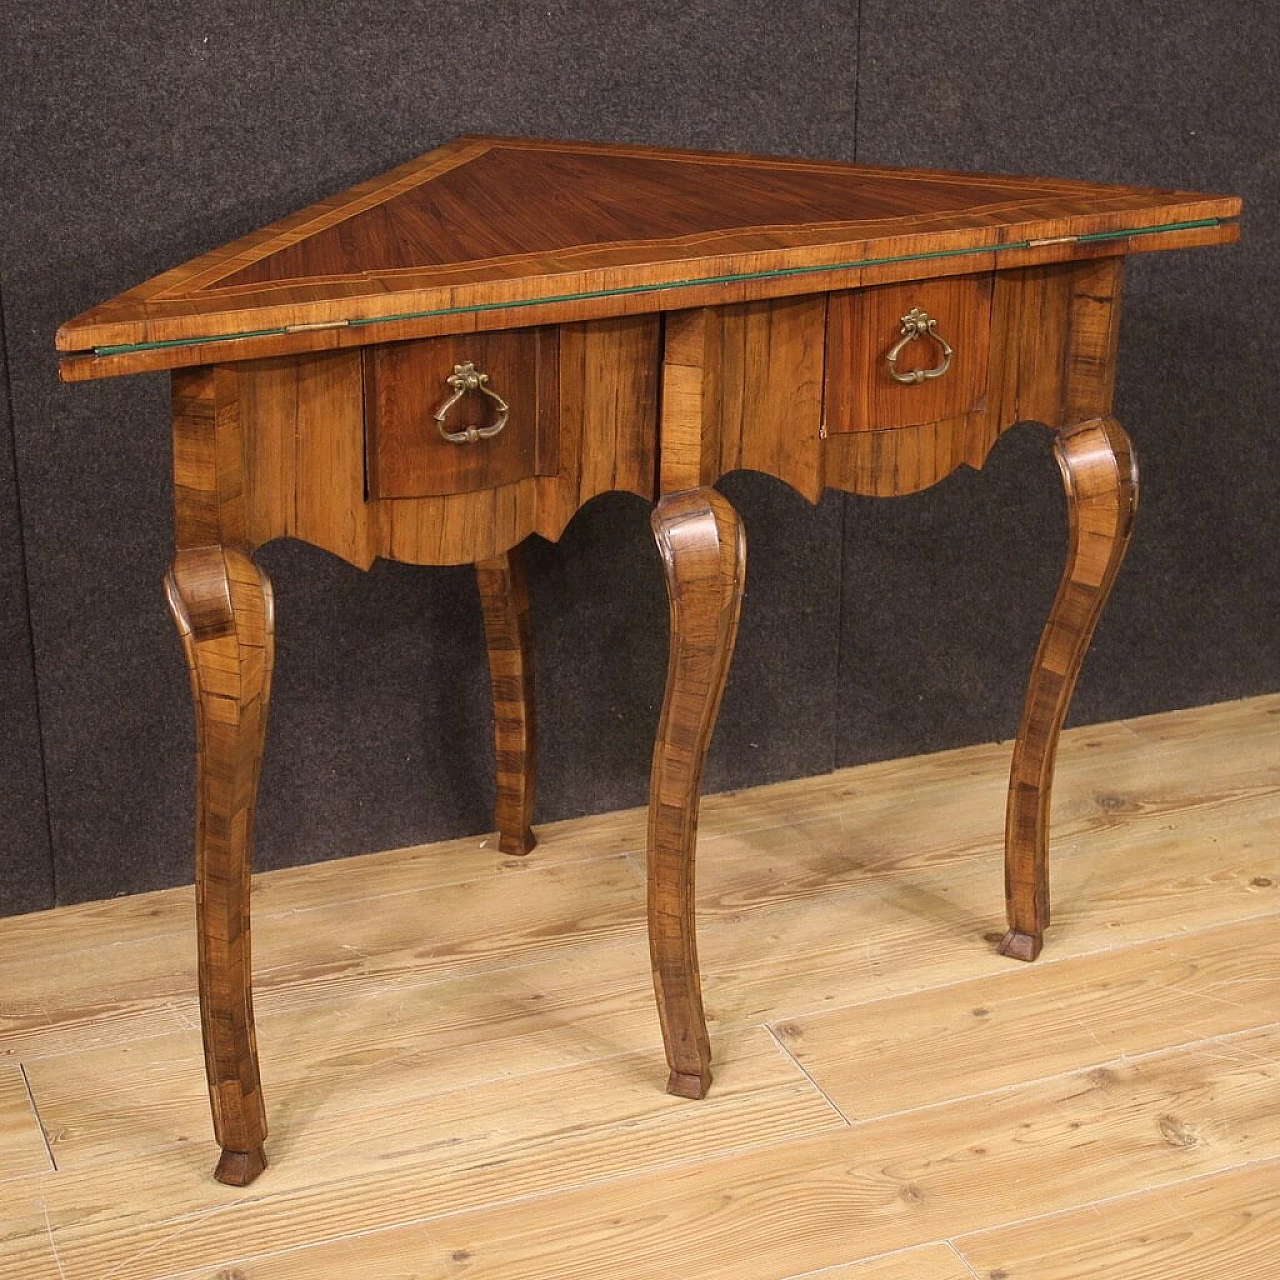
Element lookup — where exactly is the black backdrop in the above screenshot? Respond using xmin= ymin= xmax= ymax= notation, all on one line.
xmin=1 ymin=2 xmax=1275 ymax=915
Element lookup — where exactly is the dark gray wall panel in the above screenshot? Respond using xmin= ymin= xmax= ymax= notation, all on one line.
xmin=1 ymin=2 xmax=856 ymax=909
xmin=840 ymin=0 xmax=1279 ymax=766
xmin=4 ymin=1 xmax=1272 ymax=913
xmin=0 ymin=296 xmax=54 ymax=914
xmin=709 ymin=474 xmax=842 ymax=796
xmin=839 ymin=428 xmax=1066 ymax=765
xmin=249 ymin=547 xmax=497 ymax=876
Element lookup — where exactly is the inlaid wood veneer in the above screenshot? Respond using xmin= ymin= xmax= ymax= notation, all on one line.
xmin=58 ymin=135 xmax=1239 ymax=1184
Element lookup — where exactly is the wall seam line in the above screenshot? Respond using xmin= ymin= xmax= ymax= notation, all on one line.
xmin=0 ymin=287 xmax=59 ymax=908
xmin=831 ymin=0 xmax=863 ymax=775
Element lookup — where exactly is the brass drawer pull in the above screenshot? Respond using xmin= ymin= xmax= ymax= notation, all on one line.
xmin=886 ymin=307 xmax=954 ymax=384
xmin=434 ymin=361 xmax=510 ymax=443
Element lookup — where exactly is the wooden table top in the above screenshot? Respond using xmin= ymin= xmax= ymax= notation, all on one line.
xmin=58 ymin=135 xmax=1239 ymax=380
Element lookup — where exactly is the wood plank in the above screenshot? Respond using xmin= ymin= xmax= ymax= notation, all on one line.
xmin=775 ymin=914 xmax=1280 ymax=1119
xmin=6 ymin=1029 xmax=842 ymax=1279
xmin=0 ymin=1200 xmax=65 ymax=1280
xmin=0 ymin=1062 xmax=51 ymax=1181
xmin=0 ymin=696 xmax=1275 ymax=1280
xmin=670 ymin=807 xmax=1280 ymax=1055
xmin=2 ymin=702 xmax=1275 ymax=1064
xmin=14 ymin=784 xmax=1272 ymax=1151
xmin=208 ymin=1241 xmax=979 ymax=1280
xmin=956 ymin=1157 xmax=1280 ymax=1280
xmin=3 ymin=763 xmax=1272 ymax=1068
xmin=77 ymin=1024 xmax=1280 ymax=1280
xmin=26 ymin=1022 xmax=839 ymax=1175
xmin=0 ymin=853 xmax=646 ymax=1055
xmin=781 ymin=1247 xmax=977 ymax=1280
xmin=0 ymin=693 xmax=1268 ymax=966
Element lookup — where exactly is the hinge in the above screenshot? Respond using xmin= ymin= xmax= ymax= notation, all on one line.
xmin=1026 ymin=235 xmax=1079 ymax=248
xmin=283 ymin=319 xmax=352 ymax=334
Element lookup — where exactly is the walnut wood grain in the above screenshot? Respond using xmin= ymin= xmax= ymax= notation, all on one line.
xmin=57 ymin=136 xmax=1238 ymax=380
xmin=1061 ymin=258 xmax=1126 ymax=424
xmin=1000 ymin=416 xmax=1139 ymax=962
xmin=57 ymin=229 xmax=1231 ymax=384
xmin=230 ymin=317 xmax=655 ymax=568
xmin=825 ymin=274 xmax=994 ymax=433
xmin=164 ymin=546 xmax=274 ymax=1186
xmin=717 ymin=295 xmax=828 ymax=502
xmin=648 ymin=487 xmax=746 ymax=1099
xmin=661 ymin=297 xmax=827 ymax=501
xmin=553 ymin=315 xmax=659 ymax=503
xmin=659 ymin=309 xmax=723 ymax=493
xmin=172 ymin=364 xmax=248 ymax=548
xmin=59 ymin=138 xmax=1238 ymax=1184
xmin=476 ymin=550 xmax=537 ymax=856
xmin=365 ymin=328 xmax=557 ymax=499
xmin=650 ymin=260 xmax=1124 ymax=507
xmin=821 ymin=257 xmax=1125 ymax=498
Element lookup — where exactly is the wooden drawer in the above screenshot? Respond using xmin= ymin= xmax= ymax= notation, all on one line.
xmin=365 ymin=329 xmax=559 ymax=498
xmin=825 ymin=274 xmax=994 ymax=433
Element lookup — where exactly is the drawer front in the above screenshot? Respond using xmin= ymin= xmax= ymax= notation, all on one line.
xmin=365 ymin=329 xmax=558 ymax=499
xmin=825 ymin=274 xmax=994 ymax=433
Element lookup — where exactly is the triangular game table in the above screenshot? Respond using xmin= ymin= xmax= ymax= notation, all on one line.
xmin=59 ymin=136 xmax=1240 ymax=1186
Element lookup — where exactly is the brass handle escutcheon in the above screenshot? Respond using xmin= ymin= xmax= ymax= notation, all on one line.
xmin=885 ymin=307 xmax=954 ymax=384
xmin=434 ymin=361 xmax=510 ymax=443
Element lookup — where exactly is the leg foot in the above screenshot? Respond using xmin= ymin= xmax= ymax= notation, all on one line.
xmin=648 ymin=488 xmax=746 ymax=1099
xmin=666 ymin=1068 xmax=713 ymax=1100
xmin=497 ymin=829 xmax=537 ymax=856
xmin=477 ymin=549 xmax=537 ymax=856
xmin=166 ymin=546 xmax=274 ymax=1181
xmin=214 ymin=1145 xmax=268 ymax=1187
xmin=996 ymin=929 xmax=1043 ymax=963
xmin=1004 ymin=417 xmax=1138 ymax=956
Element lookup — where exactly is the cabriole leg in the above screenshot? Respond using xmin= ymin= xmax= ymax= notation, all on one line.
xmin=648 ymin=487 xmax=746 ymax=1099
xmin=165 ymin=545 xmax=274 ymax=1186
xmin=476 ymin=549 xmax=537 ymax=856
xmin=1001 ymin=416 xmax=1138 ymax=961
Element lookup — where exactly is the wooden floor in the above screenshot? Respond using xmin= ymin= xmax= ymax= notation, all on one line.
xmin=1 ymin=695 xmax=1278 ymax=1279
